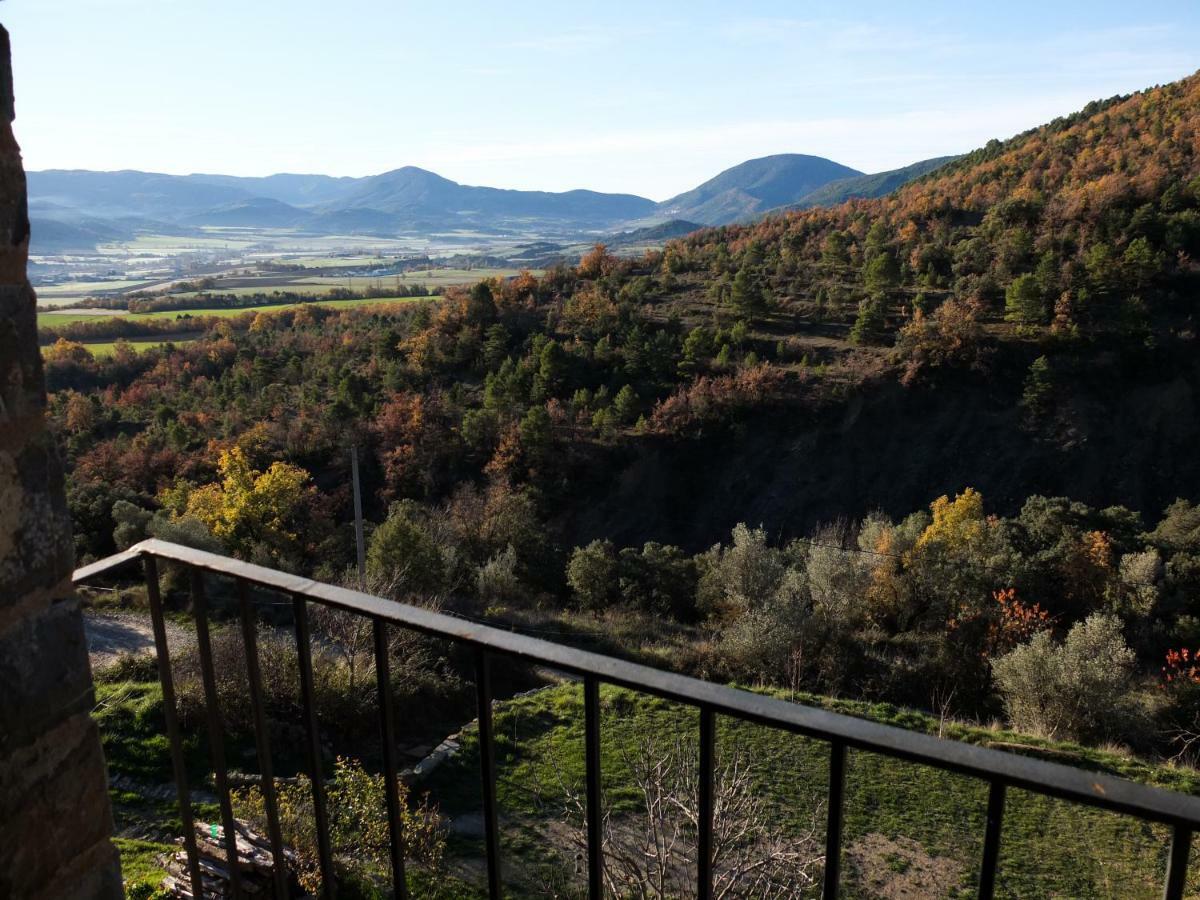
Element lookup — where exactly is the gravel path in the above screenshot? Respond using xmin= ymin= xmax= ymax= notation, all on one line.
xmin=84 ymin=611 xmax=190 ymax=670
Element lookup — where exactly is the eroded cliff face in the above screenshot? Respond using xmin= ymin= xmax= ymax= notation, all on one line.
xmin=0 ymin=24 xmax=122 ymax=900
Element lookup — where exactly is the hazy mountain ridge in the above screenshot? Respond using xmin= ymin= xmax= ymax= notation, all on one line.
xmin=27 ymin=150 xmax=964 ymax=250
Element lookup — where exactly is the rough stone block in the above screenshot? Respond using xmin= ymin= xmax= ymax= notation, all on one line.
xmin=0 ymin=599 xmax=95 ymax=754
xmin=0 ymin=713 xmax=120 ymax=899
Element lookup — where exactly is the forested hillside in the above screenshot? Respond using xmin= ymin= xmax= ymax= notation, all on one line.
xmin=48 ymin=71 xmax=1200 ymax=759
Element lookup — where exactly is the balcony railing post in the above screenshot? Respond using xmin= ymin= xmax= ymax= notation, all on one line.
xmin=293 ymin=593 xmax=336 ymax=897
xmin=191 ymin=568 xmax=244 ymax=898
xmin=698 ymin=707 xmax=715 ymax=900
xmin=236 ymin=579 xmax=289 ymax=900
xmin=475 ymin=648 xmax=503 ymax=898
xmin=584 ymin=677 xmax=604 ymax=899
xmin=823 ymin=741 xmax=847 ymax=900
xmin=1163 ymin=824 xmax=1192 ymax=900
xmin=144 ymin=555 xmax=205 ymax=896
xmin=374 ymin=617 xmax=408 ymax=899
xmin=978 ymin=781 xmax=1006 ymax=900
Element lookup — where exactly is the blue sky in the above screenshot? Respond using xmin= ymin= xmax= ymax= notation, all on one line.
xmin=4 ymin=0 xmax=1198 ymax=200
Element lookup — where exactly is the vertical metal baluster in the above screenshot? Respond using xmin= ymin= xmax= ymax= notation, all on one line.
xmin=1163 ymin=825 xmax=1192 ymax=900
xmin=698 ymin=707 xmax=715 ymax=900
xmin=237 ymin=579 xmax=289 ymax=900
xmin=977 ymin=781 xmax=1006 ymax=900
xmin=374 ymin=617 xmax=408 ymax=898
xmin=145 ymin=556 xmax=204 ymax=896
xmin=822 ymin=741 xmax=847 ymax=900
xmin=584 ymin=678 xmax=604 ymax=899
xmin=475 ymin=648 xmax=502 ymax=898
xmin=293 ymin=594 xmax=336 ymax=897
xmin=191 ymin=569 xmax=244 ymax=899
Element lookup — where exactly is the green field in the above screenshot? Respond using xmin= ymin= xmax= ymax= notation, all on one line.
xmin=37 ymin=294 xmax=428 ymax=330
xmin=41 ymin=338 xmax=196 ymax=358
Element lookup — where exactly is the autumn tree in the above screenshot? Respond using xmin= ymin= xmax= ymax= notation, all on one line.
xmin=172 ymin=446 xmax=312 ymax=565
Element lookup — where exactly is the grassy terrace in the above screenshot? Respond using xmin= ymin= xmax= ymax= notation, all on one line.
xmin=427 ymin=683 xmax=1200 ymax=899
xmin=95 ymin=664 xmax=1200 ymax=898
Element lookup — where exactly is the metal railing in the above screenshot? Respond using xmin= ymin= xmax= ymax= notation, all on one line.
xmin=77 ymin=539 xmax=1200 ymax=899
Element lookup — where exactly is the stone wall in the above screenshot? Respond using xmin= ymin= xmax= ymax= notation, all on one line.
xmin=0 ymin=24 xmax=123 ymax=900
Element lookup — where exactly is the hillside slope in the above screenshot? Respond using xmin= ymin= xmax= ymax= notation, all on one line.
xmin=787 ymin=155 xmax=960 ymax=210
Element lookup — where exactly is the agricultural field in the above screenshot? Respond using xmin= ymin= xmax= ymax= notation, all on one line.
xmin=37 ymin=294 xmax=429 ymax=331
xmin=46 ymin=338 xmax=197 ymax=357
xmin=34 ymin=279 xmax=165 ymax=307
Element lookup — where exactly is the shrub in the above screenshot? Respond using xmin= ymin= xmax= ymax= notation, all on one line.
xmin=233 ymin=756 xmax=445 ymax=895
xmin=567 ymin=540 xmax=618 ymax=611
xmin=992 ymin=613 xmax=1137 ymax=742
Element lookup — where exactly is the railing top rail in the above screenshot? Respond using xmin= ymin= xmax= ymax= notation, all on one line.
xmin=76 ymin=539 xmax=1200 ymax=828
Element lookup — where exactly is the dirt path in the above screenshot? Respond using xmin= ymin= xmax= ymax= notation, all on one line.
xmin=84 ymin=612 xmax=190 ymax=671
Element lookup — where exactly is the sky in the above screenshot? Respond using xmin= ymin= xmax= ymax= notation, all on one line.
xmin=4 ymin=0 xmax=1199 ymax=201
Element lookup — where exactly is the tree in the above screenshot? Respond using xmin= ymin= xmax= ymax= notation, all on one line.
xmin=1020 ymin=355 xmax=1054 ymax=423
xmin=366 ymin=502 xmax=446 ymax=599
xmin=554 ymin=730 xmax=823 ymax=898
xmin=578 ymin=243 xmax=616 ymax=279
xmin=992 ymin=612 xmax=1137 ymax=742
xmin=1004 ymin=273 xmax=1045 ymax=324
xmin=612 ymin=385 xmax=639 ymax=425
xmin=534 ymin=339 xmax=567 ymax=400
xmin=466 ymin=280 xmax=498 ymax=324
xmin=863 ymin=251 xmax=899 ymax=294
xmin=821 ymin=231 xmax=850 ymax=268
xmin=1122 ymin=236 xmax=1163 ymax=291
xmin=849 ymin=295 xmax=887 ymax=345
xmin=567 ymin=540 xmax=618 ymax=611
xmin=678 ymin=326 xmax=712 ymax=376
xmin=177 ymin=447 xmax=311 ymax=563
xmin=730 ymin=266 xmax=768 ymax=319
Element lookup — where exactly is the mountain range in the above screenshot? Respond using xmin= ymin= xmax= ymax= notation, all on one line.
xmin=28 ymin=153 xmax=958 ymax=251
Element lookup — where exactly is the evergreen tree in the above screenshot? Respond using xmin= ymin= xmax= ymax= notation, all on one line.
xmin=1005 ymin=273 xmax=1046 ymax=324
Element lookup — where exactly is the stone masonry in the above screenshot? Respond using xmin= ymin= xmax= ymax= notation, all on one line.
xmin=0 ymin=24 xmax=123 ymax=899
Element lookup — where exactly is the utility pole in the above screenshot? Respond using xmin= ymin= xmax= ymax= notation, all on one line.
xmin=351 ymin=445 xmax=366 ymax=589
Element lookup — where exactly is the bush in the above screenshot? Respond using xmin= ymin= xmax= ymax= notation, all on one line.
xmin=566 ymin=540 xmax=618 ymax=611
xmin=234 ymin=756 xmax=445 ymax=895
xmin=992 ymin=613 xmax=1137 ymax=742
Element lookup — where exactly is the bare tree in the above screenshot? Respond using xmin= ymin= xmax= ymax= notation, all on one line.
xmin=552 ymin=733 xmax=824 ymax=898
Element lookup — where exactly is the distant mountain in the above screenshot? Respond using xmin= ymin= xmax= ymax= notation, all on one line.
xmin=181 ymin=197 xmax=315 ymax=228
xmin=184 ymin=172 xmax=359 ymax=207
xmin=23 ymin=154 xmax=953 ymax=250
xmin=29 ymin=170 xmax=253 ymax=221
xmin=27 ymin=166 xmax=658 ymax=242
xmin=786 ymin=156 xmax=960 ymax=210
xmin=655 ymin=154 xmax=863 ymax=225
xmin=31 ymin=216 xmax=131 ymax=252
xmin=335 ymin=166 xmax=657 ymax=230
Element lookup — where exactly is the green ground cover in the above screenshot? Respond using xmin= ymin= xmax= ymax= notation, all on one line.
xmin=37 ymin=294 xmax=428 ymax=330
xmin=426 ymin=683 xmax=1200 ymax=899
xmin=41 ymin=338 xmax=196 ymax=357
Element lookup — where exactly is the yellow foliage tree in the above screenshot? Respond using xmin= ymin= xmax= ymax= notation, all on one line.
xmin=174 ymin=446 xmax=311 ymax=557
xmin=916 ymin=487 xmax=988 ymax=557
